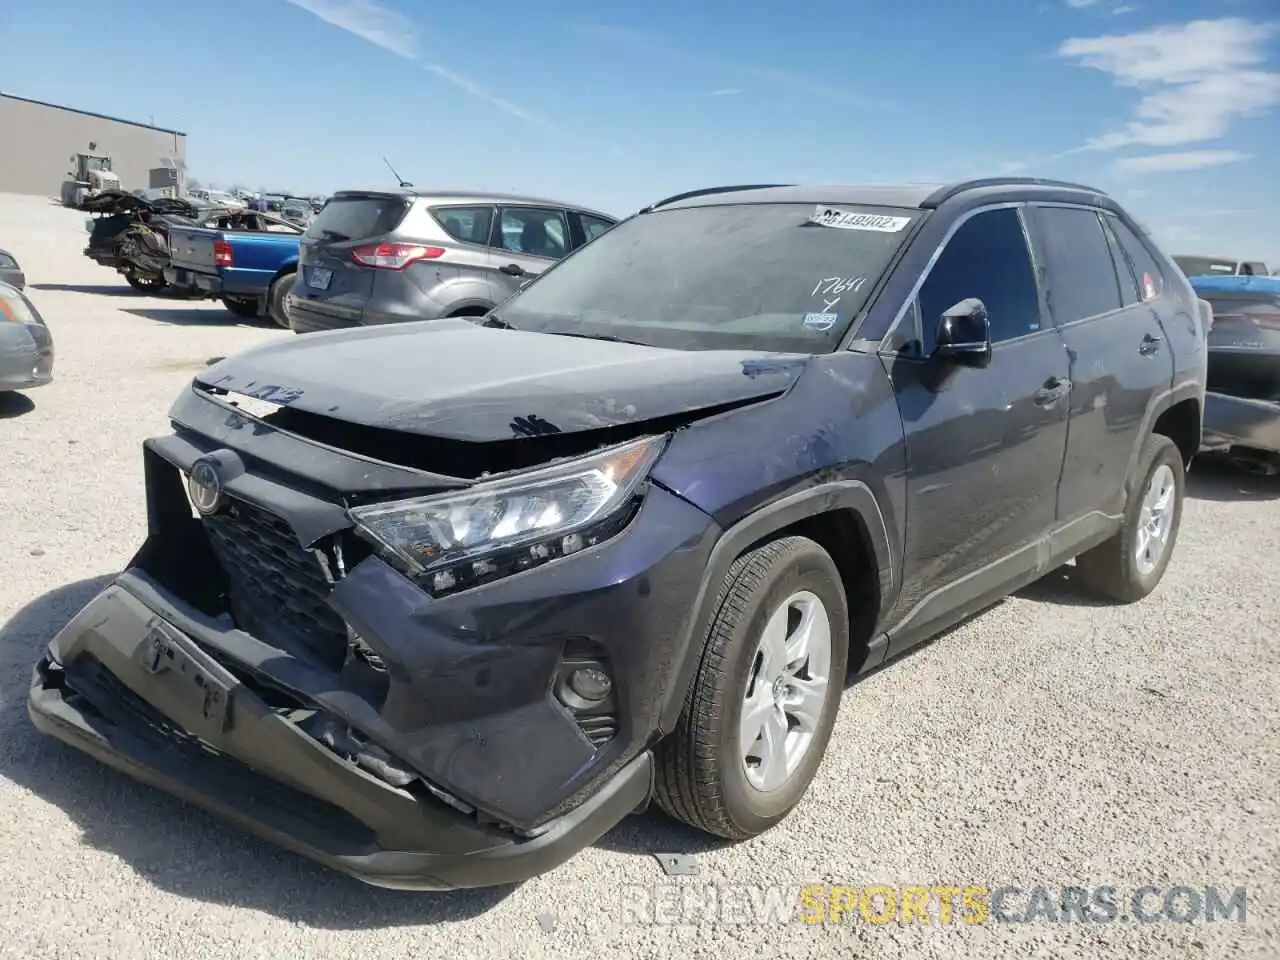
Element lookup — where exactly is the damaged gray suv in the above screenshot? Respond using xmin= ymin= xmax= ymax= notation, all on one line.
xmin=29 ymin=178 xmax=1206 ymax=891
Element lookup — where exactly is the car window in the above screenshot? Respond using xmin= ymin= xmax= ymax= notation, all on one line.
xmin=1033 ymin=206 xmax=1124 ymax=325
xmin=1241 ymin=262 xmax=1268 ymax=277
xmin=496 ymin=207 xmax=569 ymax=259
xmin=305 ymin=194 xmax=409 ymax=242
xmin=1108 ymin=215 xmax=1165 ymax=302
xmin=431 ymin=205 xmax=493 ymax=246
xmin=578 ymin=213 xmax=615 ymax=242
xmin=1173 ymin=255 xmax=1234 ymax=277
xmin=1101 ymin=217 xmax=1141 ymax=307
xmin=495 ymin=201 xmax=919 ymax=353
xmin=918 ymin=207 xmax=1042 ymax=351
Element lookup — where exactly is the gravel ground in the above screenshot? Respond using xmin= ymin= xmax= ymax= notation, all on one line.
xmin=0 ymin=191 xmax=1277 ymax=959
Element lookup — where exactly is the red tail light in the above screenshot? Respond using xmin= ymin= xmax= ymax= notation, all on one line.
xmin=213 ymin=239 xmax=233 ymax=267
xmin=350 ymin=243 xmax=444 ymax=270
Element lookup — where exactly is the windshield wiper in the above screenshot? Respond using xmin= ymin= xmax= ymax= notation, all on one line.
xmin=548 ymin=331 xmax=648 ymax=346
xmin=316 ymin=229 xmax=350 ymax=241
xmin=478 ymin=314 xmax=517 ymax=330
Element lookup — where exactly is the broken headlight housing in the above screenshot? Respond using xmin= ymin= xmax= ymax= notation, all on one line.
xmin=348 ymin=435 xmax=666 ymax=596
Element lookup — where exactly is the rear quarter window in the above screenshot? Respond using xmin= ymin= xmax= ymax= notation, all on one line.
xmin=1107 ymin=215 xmax=1165 ymax=302
xmin=305 ymin=195 xmax=408 ymax=241
xmin=431 ymin=205 xmax=494 ymax=246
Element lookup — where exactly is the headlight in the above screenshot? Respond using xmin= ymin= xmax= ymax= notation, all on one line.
xmin=348 ymin=435 xmax=666 ymax=595
xmin=0 ymin=284 xmax=39 ymax=325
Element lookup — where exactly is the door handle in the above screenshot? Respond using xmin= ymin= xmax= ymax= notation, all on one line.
xmin=1139 ymin=333 xmax=1163 ymax=356
xmin=1034 ymin=377 xmax=1071 ymax=406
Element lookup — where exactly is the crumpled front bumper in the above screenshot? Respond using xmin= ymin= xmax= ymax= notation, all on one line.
xmin=1200 ymin=391 xmax=1280 ymax=455
xmin=28 ymin=577 xmax=655 ymax=891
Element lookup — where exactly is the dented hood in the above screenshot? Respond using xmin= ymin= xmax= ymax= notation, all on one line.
xmin=196 ymin=317 xmax=810 ymax=442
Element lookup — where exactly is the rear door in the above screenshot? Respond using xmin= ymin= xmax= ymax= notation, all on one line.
xmin=490 ymin=205 xmax=571 ymax=298
xmin=1024 ymin=204 xmax=1173 ymax=524
xmin=293 ymin=192 xmax=410 ymax=321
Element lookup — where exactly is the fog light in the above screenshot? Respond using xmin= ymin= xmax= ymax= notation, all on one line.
xmin=569 ymin=667 xmax=612 ymax=701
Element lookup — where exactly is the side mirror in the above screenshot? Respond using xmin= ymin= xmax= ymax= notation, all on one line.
xmin=932 ymin=298 xmax=992 ymax=368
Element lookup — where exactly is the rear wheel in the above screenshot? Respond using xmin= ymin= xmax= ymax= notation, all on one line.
xmin=654 ymin=536 xmax=849 ymax=840
xmin=1075 ymin=433 xmax=1185 ymax=603
xmin=222 ymin=296 xmax=260 ymax=320
xmin=267 ymin=272 xmax=296 ymax=329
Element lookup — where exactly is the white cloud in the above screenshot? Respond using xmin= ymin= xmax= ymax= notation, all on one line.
xmin=282 ymin=0 xmax=550 ymax=127
xmin=1112 ymin=149 xmax=1252 ymax=172
xmin=423 ymin=65 xmax=555 ymax=129
xmin=708 ymin=88 xmax=744 ymax=96
xmin=1112 ymin=5 xmax=1136 ymax=14
xmin=1058 ymin=18 xmax=1280 ymax=151
xmin=1066 ymin=0 xmax=1099 ymax=7
xmin=282 ymin=0 xmax=418 ymax=59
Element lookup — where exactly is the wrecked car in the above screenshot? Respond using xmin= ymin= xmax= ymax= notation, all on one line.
xmin=82 ymin=192 xmax=221 ymax=293
xmin=29 ymin=178 xmax=1205 ymax=890
xmin=1190 ymin=274 xmax=1280 ymax=473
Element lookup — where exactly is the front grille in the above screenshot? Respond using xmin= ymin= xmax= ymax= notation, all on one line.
xmin=202 ymin=496 xmax=349 ymax=670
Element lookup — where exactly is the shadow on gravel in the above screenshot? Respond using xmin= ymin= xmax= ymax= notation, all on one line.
xmin=0 ymin=576 xmax=512 ymax=927
xmin=1187 ymin=455 xmax=1280 ymax=502
xmin=122 ymin=307 xmax=264 ymax=328
xmin=0 ymin=392 xmax=36 ymax=419
xmin=29 ymin=282 xmax=141 ymax=297
xmin=1015 ymin=567 xmax=1114 ymax=608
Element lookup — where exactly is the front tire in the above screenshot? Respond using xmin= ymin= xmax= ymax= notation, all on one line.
xmin=267 ymin=272 xmax=296 ymax=329
xmin=654 ymin=536 xmax=849 ymax=840
xmin=1075 ymin=433 xmax=1185 ymax=603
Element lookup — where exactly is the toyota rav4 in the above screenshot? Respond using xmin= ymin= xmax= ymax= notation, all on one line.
xmin=29 ymin=178 xmax=1207 ymax=891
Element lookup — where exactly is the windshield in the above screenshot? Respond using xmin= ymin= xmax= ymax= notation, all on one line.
xmin=1175 ymin=256 xmax=1238 ymax=277
xmin=492 ymin=201 xmax=919 ymax=352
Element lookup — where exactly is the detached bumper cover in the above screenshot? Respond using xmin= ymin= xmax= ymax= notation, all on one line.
xmin=28 ymin=579 xmax=654 ymax=891
xmin=1200 ymin=391 xmax=1280 ymax=455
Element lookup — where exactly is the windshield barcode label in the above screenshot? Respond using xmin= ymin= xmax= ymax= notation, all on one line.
xmin=809 ymin=206 xmax=911 ymax=232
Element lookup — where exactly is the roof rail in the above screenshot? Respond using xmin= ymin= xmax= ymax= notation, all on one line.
xmin=640 ymin=184 xmax=792 ymax=213
xmin=921 ymin=177 xmax=1106 ymax=208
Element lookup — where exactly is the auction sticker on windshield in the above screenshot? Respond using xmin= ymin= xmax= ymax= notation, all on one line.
xmin=809 ymin=206 xmax=911 ymax=232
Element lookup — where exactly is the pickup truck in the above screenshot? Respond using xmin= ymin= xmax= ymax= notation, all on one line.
xmin=164 ymin=217 xmax=303 ymax=327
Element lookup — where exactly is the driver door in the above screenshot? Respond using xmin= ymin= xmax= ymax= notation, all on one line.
xmin=882 ymin=205 xmax=1072 ymax=647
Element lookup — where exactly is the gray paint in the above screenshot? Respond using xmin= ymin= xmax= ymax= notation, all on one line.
xmin=0 ymin=94 xmax=187 ymax=198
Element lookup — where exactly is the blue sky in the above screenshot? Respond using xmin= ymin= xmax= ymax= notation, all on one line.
xmin=2 ymin=0 xmax=1277 ymax=261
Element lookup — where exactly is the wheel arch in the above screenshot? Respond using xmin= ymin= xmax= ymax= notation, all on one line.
xmin=657 ymin=481 xmax=894 ymax=734
xmin=1126 ymin=382 xmax=1204 ymax=499
xmin=270 ymin=259 xmax=298 ymax=284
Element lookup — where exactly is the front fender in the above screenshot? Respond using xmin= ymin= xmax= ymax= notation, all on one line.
xmin=650 ymin=352 xmax=907 ymax=732
xmin=655 ymin=479 xmax=895 ymax=733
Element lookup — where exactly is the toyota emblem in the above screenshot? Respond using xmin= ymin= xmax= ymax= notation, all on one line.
xmin=188 ymin=458 xmax=224 ymax=515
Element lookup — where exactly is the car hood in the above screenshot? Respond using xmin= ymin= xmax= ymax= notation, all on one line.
xmin=196 ymin=317 xmax=811 ymax=442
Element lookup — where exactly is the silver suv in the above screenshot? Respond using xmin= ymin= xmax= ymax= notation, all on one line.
xmin=287 ymin=189 xmax=617 ymax=333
